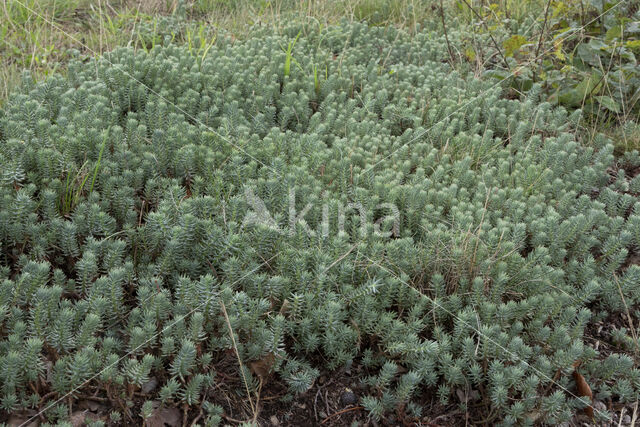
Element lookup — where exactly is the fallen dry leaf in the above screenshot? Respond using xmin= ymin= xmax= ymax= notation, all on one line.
xmin=70 ymin=410 xmax=88 ymax=427
xmin=145 ymin=402 xmax=182 ymax=427
xmin=70 ymin=410 xmax=102 ymax=427
xmin=572 ymin=368 xmax=594 ymax=418
xmin=141 ymin=376 xmax=159 ymax=394
xmin=250 ymin=352 xmax=276 ymax=380
xmin=7 ymin=413 xmax=39 ymax=427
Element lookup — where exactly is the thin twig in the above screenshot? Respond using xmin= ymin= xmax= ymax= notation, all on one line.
xmin=440 ymin=0 xmax=455 ymax=65
xmin=613 ymin=274 xmax=640 ymax=359
xmin=220 ymin=300 xmax=257 ymax=417
xmin=189 ymin=410 xmax=203 ymax=427
xmin=533 ymin=0 xmax=553 ymax=82
xmin=459 ymin=0 xmax=510 ymax=70
xmin=221 ymin=413 xmax=254 ymax=424
xmin=534 ymin=0 xmax=553 ymax=60
xmin=319 ymin=243 xmax=358 ymax=279
xmin=320 ymin=406 xmax=364 ymax=424
xmin=631 ymin=401 xmax=638 ymax=426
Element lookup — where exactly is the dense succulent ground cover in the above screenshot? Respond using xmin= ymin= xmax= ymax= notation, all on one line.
xmin=1 ymin=21 xmax=640 ymax=425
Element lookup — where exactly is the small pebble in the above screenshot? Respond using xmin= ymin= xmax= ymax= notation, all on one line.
xmin=141 ymin=376 xmax=158 ymax=394
xmin=594 ymin=400 xmax=606 ymax=412
xmin=340 ymin=390 xmax=358 ymax=406
xmin=622 ymin=415 xmax=631 ymax=424
xmin=270 ymin=415 xmax=280 ymax=426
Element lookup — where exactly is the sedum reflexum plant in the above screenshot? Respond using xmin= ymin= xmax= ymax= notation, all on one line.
xmin=1 ymin=21 xmax=639 ymax=425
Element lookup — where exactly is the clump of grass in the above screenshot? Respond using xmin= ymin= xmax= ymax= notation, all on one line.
xmin=610 ymin=122 xmax=640 ymax=155
xmin=281 ymin=30 xmax=301 ymax=77
xmin=1 ymin=0 xmax=445 ymax=103
xmin=59 ymin=132 xmax=106 ymax=215
xmin=353 ymin=0 xmax=410 ymax=26
xmin=1 ymin=0 xmax=133 ymax=101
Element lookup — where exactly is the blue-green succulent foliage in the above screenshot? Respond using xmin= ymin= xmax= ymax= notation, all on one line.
xmin=1 ymin=21 xmax=640 ymax=424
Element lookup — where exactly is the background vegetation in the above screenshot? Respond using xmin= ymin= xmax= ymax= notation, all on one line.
xmin=1 ymin=0 xmax=639 ymax=152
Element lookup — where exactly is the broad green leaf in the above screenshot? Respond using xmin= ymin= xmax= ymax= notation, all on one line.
xmin=558 ymin=89 xmax=582 ymax=107
xmin=594 ymin=95 xmax=621 ymax=113
xmin=626 ymin=40 xmax=640 ymax=49
xmin=554 ymin=40 xmax=565 ymax=60
xmin=557 ymin=73 xmax=602 ymax=107
xmin=589 ymin=39 xmax=608 ymax=50
xmin=617 ymin=47 xmax=636 ymax=62
xmin=553 ymin=27 xmax=577 ymax=40
xmin=581 ymin=99 xmax=600 ymax=116
xmin=465 ymin=47 xmax=476 ymax=61
xmin=577 ymin=43 xmax=599 ymax=65
xmin=605 ymin=24 xmax=622 ymax=42
xmin=630 ymin=86 xmax=640 ymax=105
xmin=575 ymin=72 xmax=602 ymax=95
xmin=577 ymin=40 xmax=608 ymax=66
xmin=515 ymin=78 xmax=533 ymax=92
xmin=483 ymin=69 xmax=512 ymax=81
xmin=503 ymin=35 xmax=528 ymax=57
xmin=587 ymin=0 xmax=603 ymax=12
